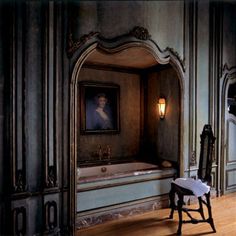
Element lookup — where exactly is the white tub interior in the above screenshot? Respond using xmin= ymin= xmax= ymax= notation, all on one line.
xmin=78 ymin=162 xmax=159 ymax=178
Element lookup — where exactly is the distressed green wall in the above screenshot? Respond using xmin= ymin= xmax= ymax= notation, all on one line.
xmin=1 ymin=0 xmax=236 ymax=234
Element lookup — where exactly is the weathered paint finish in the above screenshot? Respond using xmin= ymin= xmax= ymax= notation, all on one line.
xmin=77 ymin=169 xmax=174 ymax=212
xmin=1 ymin=0 xmax=236 ymax=235
xmin=70 ymin=1 xmax=184 ymax=58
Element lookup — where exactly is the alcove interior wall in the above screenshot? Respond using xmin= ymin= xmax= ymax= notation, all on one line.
xmin=77 ymin=67 xmax=141 ymax=164
xmin=76 ymin=48 xmax=180 ymax=166
xmin=143 ymin=66 xmax=180 ymax=165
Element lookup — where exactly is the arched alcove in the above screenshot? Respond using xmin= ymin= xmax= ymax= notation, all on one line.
xmin=220 ymin=67 xmax=236 ymax=195
xmin=68 ymin=28 xmax=185 ymax=231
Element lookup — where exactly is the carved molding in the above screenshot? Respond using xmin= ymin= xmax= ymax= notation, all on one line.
xmin=208 ymin=3 xmax=224 ymax=179
xmin=190 ymin=151 xmax=197 ymax=166
xmin=222 ymin=63 xmax=236 ymax=74
xmin=188 ymin=0 xmax=198 ymax=172
xmin=67 ymin=32 xmax=99 ymax=57
xmin=15 ymin=170 xmax=25 ymax=192
xmin=211 ymin=170 xmax=216 ymax=188
xmin=77 ymin=195 xmax=168 ymax=229
xmin=219 ymin=66 xmax=236 ymax=195
xmin=43 ymin=1 xmax=58 ymax=189
xmin=10 ymin=1 xmax=27 ymax=193
xmin=226 ymin=168 xmax=236 ymax=190
xmin=44 ymin=201 xmax=58 ymax=232
xmin=45 ymin=166 xmax=57 ymax=188
xmin=226 ymin=119 xmax=236 ymax=165
xmin=222 ymin=63 xmax=230 ymax=73
xmin=129 ymin=26 xmax=151 ymax=40
xmin=164 ymin=47 xmax=185 ymax=71
xmin=67 ymin=26 xmax=151 ymax=58
xmin=12 ymin=206 xmax=27 ymax=235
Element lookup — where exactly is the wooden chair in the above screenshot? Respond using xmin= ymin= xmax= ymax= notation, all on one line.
xmin=169 ymin=124 xmax=216 ymax=235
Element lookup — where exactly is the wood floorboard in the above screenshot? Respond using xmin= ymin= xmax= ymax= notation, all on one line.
xmin=77 ymin=193 xmax=236 ymax=236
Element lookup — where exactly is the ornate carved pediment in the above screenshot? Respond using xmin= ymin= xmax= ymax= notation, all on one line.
xmin=67 ymin=26 xmax=151 ymax=58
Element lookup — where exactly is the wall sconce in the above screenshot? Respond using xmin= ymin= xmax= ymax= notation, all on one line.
xmin=158 ymin=97 xmax=166 ymax=119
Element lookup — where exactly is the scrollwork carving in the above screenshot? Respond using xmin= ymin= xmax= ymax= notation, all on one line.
xmin=129 ymin=26 xmax=151 ymax=40
xmin=45 ymin=166 xmax=58 ymax=188
xmin=164 ymin=47 xmax=185 ymax=71
xmin=190 ymin=151 xmax=197 ymax=166
xmin=222 ymin=63 xmax=229 ymax=73
xmin=222 ymin=63 xmax=236 ymax=74
xmin=67 ymin=32 xmax=99 ymax=57
xmin=67 ymin=26 xmax=151 ymax=57
xmin=15 ymin=170 xmax=26 ymax=192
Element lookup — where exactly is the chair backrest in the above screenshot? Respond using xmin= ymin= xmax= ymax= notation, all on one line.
xmin=197 ymin=124 xmax=216 ymax=185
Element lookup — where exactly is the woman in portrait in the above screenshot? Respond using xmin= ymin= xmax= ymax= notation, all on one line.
xmin=91 ymin=93 xmax=113 ymax=130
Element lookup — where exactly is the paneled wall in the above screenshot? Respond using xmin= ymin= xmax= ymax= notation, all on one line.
xmin=1 ymin=1 xmax=65 ymax=235
xmin=0 ymin=2 xmax=5 ymax=228
xmin=1 ymin=0 xmax=236 ymax=235
xmin=146 ymin=66 xmax=180 ymax=164
xmin=69 ymin=1 xmax=185 ymax=59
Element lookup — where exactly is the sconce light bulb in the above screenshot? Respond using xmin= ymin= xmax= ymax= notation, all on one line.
xmin=158 ymin=98 xmax=166 ymax=119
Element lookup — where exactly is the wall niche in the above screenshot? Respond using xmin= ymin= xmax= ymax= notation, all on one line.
xmin=76 ymin=47 xmax=180 ymax=167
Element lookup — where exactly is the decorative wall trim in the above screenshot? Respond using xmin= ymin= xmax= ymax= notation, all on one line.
xmin=222 ymin=63 xmax=236 ymax=73
xmin=10 ymin=1 xmax=27 ymax=193
xmin=43 ymin=1 xmax=58 ymax=189
xmin=44 ymin=201 xmax=58 ymax=232
xmin=188 ymin=0 xmax=198 ymax=168
xmin=129 ymin=26 xmax=151 ymax=40
xmin=219 ymin=66 xmax=236 ymax=195
xmin=208 ymin=1 xmax=224 ymax=196
xmin=77 ymin=195 xmax=169 ymax=229
xmin=67 ymin=26 xmax=153 ymax=58
xmin=15 ymin=170 xmax=25 ymax=192
xmin=164 ymin=47 xmax=185 ymax=71
xmin=209 ymin=2 xmax=223 ymax=178
xmin=189 ymin=151 xmax=197 ymax=166
xmin=226 ymin=119 xmax=236 ymax=165
xmin=211 ymin=170 xmax=216 ymax=188
xmin=67 ymin=32 xmax=99 ymax=57
xmin=12 ymin=206 xmax=27 ymax=235
xmin=226 ymin=168 xmax=236 ymax=190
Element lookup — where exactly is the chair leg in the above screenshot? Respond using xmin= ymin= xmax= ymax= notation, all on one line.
xmin=177 ymin=194 xmax=184 ymax=235
xmin=198 ymin=197 xmax=205 ymax=220
xmin=169 ymin=184 xmax=175 ymax=219
xmin=205 ymin=193 xmax=216 ymax=233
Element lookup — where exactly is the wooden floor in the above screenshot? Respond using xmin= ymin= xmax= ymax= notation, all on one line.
xmin=78 ymin=193 xmax=236 ymax=236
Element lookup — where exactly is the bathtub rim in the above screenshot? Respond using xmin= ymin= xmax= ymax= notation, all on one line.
xmin=77 ymin=167 xmax=176 ymax=192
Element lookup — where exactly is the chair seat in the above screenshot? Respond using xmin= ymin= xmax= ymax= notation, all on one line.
xmin=172 ymin=178 xmax=210 ymax=197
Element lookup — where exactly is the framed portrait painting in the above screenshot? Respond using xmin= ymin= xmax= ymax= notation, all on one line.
xmin=80 ymin=82 xmax=120 ymax=134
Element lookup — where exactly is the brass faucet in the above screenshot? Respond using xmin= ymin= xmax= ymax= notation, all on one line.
xmin=98 ymin=145 xmax=103 ymax=161
xmin=96 ymin=145 xmax=112 ymax=161
xmin=106 ymin=145 xmax=111 ymax=160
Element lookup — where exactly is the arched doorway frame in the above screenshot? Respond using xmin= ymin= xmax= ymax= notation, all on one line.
xmin=219 ymin=66 xmax=236 ymax=195
xmin=68 ymin=28 xmax=186 ymax=234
